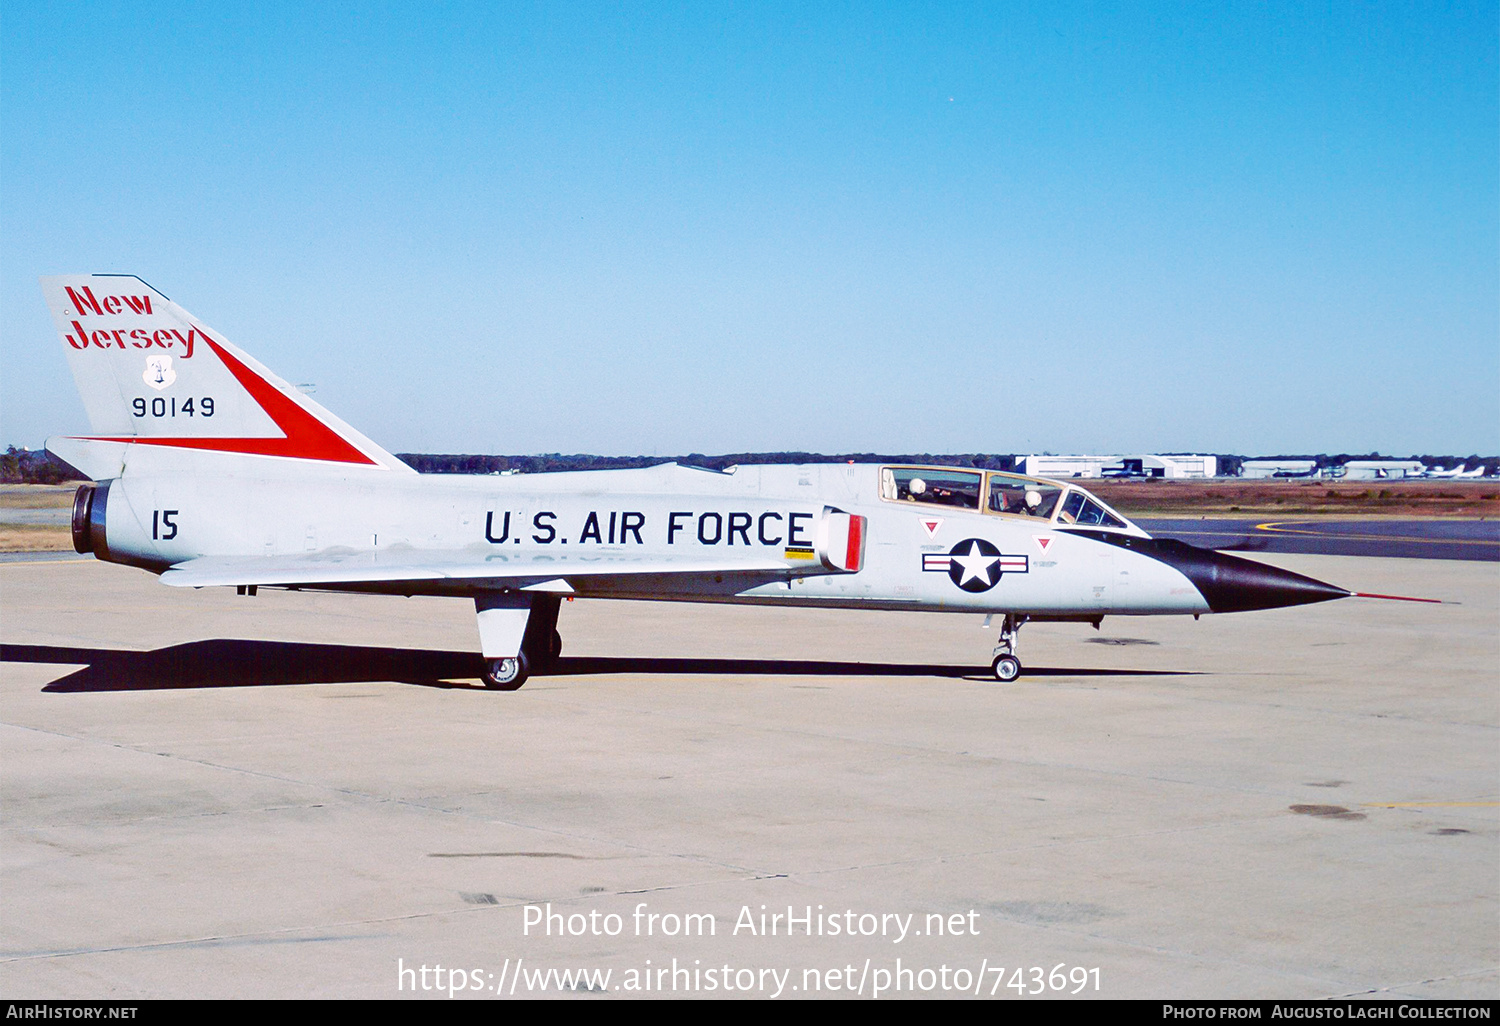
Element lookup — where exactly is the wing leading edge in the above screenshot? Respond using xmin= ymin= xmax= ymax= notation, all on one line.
xmin=160 ymin=548 xmax=828 ymax=590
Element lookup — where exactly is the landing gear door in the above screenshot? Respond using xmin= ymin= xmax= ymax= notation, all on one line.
xmin=815 ymin=507 xmax=867 ymax=572
xmin=1088 ymin=547 xmax=1113 ymax=607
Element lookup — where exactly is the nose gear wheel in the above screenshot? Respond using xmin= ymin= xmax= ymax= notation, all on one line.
xmin=991 ymin=614 xmax=1028 ymax=682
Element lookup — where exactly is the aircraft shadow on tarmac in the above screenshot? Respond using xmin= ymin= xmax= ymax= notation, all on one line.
xmin=1 ymin=640 xmax=1196 ymax=693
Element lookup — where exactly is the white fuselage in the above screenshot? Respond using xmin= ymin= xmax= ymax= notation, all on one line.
xmin=94 ymin=461 xmax=1211 ymax=617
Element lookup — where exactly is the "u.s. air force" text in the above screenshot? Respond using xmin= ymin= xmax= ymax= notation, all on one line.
xmin=485 ymin=511 xmax=815 ymax=547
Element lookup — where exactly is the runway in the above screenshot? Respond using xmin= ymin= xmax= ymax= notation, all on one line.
xmin=1 ymin=554 xmax=1496 ymax=999
xmin=1138 ymin=518 xmax=1500 ymax=561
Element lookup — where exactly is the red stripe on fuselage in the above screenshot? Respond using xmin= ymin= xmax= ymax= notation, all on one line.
xmin=78 ymin=331 xmax=378 ymax=465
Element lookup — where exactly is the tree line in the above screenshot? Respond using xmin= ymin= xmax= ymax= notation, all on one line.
xmin=3 ymin=445 xmax=1494 ymax=484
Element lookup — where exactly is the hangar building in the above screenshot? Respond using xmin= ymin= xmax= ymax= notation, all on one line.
xmin=1241 ymin=460 xmax=1318 ymax=479
xmin=1018 ymin=455 xmax=1218 ymax=479
xmin=1332 ymin=460 xmax=1425 ymax=480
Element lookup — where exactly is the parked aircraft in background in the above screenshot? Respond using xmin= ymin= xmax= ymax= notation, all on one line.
xmin=1420 ymin=464 xmax=1491 ymax=480
xmin=45 ymin=274 xmax=1358 ymax=689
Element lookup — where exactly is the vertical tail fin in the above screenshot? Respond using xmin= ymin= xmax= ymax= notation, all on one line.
xmin=41 ymin=274 xmax=412 ymax=478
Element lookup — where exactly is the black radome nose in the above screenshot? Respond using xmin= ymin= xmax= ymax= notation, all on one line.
xmin=1140 ymin=539 xmax=1350 ymax=613
xmin=1067 ymin=532 xmax=1352 ymax=614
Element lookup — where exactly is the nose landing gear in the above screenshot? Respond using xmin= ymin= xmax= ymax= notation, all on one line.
xmin=991 ymin=613 xmax=1028 ymax=682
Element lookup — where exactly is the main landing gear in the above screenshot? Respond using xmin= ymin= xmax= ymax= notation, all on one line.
xmin=991 ymin=613 xmax=1028 ymax=683
xmin=477 ymin=593 xmax=563 ymax=691
xmin=483 ymin=628 xmax=563 ymax=690
xmin=485 ymin=654 xmax=529 ymax=690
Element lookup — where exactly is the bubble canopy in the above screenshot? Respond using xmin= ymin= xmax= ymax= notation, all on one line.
xmin=879 ymin=466 xmax=1137 ymax=531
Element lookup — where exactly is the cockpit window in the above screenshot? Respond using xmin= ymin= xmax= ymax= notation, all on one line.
xmin=880 ymin=467 xmax=982 ymax=509
xmin=987 ymin=474 xmax=1062 ymax=519
xmin=878 ymin=467 xmax=1131 ymax=528
xmin=1059 ymin=490 xmax=1127 ymax=528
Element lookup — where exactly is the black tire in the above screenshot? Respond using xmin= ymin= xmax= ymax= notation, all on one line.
xmin=484 ymin=653 xmax=530 ymax=690
xmin=550 ymin=629 xmax=563 ymax=660
xmin=992 ymin=654 xmax=1022 ymax=683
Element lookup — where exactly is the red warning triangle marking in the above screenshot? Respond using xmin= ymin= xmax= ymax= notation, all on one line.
xmin=920 ymin=518 xmax=943 ymax=538
xmin=1034 ymin=535 xmax=1052 ymax=552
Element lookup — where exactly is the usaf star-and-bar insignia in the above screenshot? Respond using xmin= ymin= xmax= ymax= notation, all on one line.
xmin=922 ymin=538 xmax=1028 ymax=593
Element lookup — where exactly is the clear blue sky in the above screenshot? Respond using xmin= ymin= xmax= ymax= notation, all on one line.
xmin=3 ymin=2 xmax=1495 ymax=457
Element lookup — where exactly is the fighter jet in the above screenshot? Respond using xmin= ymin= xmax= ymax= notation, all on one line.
xmin=43 ymin=274 xmax=1354 ymax=688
